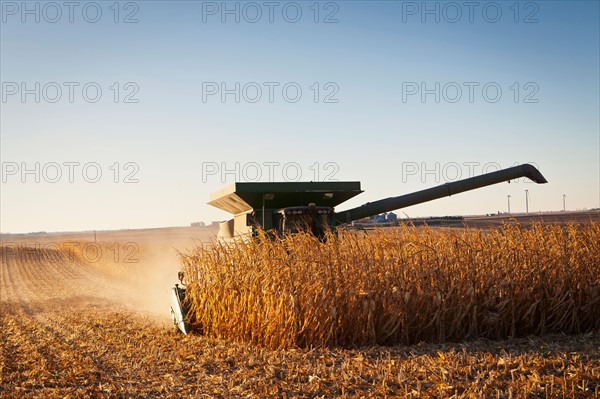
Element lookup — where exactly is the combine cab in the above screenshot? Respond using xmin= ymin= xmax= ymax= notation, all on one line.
xmin=171 ymin=163 xmax=548 ymax=331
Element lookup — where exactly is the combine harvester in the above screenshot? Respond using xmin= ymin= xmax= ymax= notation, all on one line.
xmin=170 ymin=163 xmax=547 ymax=334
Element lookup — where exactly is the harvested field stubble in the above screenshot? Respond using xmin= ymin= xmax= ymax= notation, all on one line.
xmin=58 ymin=241 xmax=143 ymax=279
xmin=181 ymin=223 xmax=600 ymax=349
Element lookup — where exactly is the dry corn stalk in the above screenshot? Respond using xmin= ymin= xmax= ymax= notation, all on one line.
xmin=180 ymin=223 xmax=600 ymax=349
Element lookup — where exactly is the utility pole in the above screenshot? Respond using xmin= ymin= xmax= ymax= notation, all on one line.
xmin=525 ymin=190 xmax=529 ymax=214
xmin=507 ymin=195 xmax=511 ymax=214
xmin=563 ymin=194 xmax=566 ymax=212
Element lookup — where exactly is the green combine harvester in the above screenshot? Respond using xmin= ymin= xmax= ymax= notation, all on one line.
xmin=170 ymin=163 xmax=548 ymax=333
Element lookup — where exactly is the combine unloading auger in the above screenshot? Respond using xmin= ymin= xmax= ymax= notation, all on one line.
xmin=333 ymin=163 xmax=547 ymax=224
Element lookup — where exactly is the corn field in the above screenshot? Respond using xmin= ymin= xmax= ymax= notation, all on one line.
xmin=181 ymin=223 xmax=600 ymax=349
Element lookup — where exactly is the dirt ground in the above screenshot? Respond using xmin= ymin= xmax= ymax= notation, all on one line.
xmin=1 ymin=222 xmax=598 ymax=398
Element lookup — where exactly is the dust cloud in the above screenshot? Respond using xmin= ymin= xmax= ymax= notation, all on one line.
xmin=89 ymin=230 xmax=217 ymax=324
xmin=0 ymin=226 xmax=218 ymax=327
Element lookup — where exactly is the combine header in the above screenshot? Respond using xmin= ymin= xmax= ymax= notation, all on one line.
xmin=170 ymin=163 xmax=547 ymax=333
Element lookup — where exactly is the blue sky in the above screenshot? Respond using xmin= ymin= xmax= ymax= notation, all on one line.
xmin=1 ymin=1 xmax=599 ymax=233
